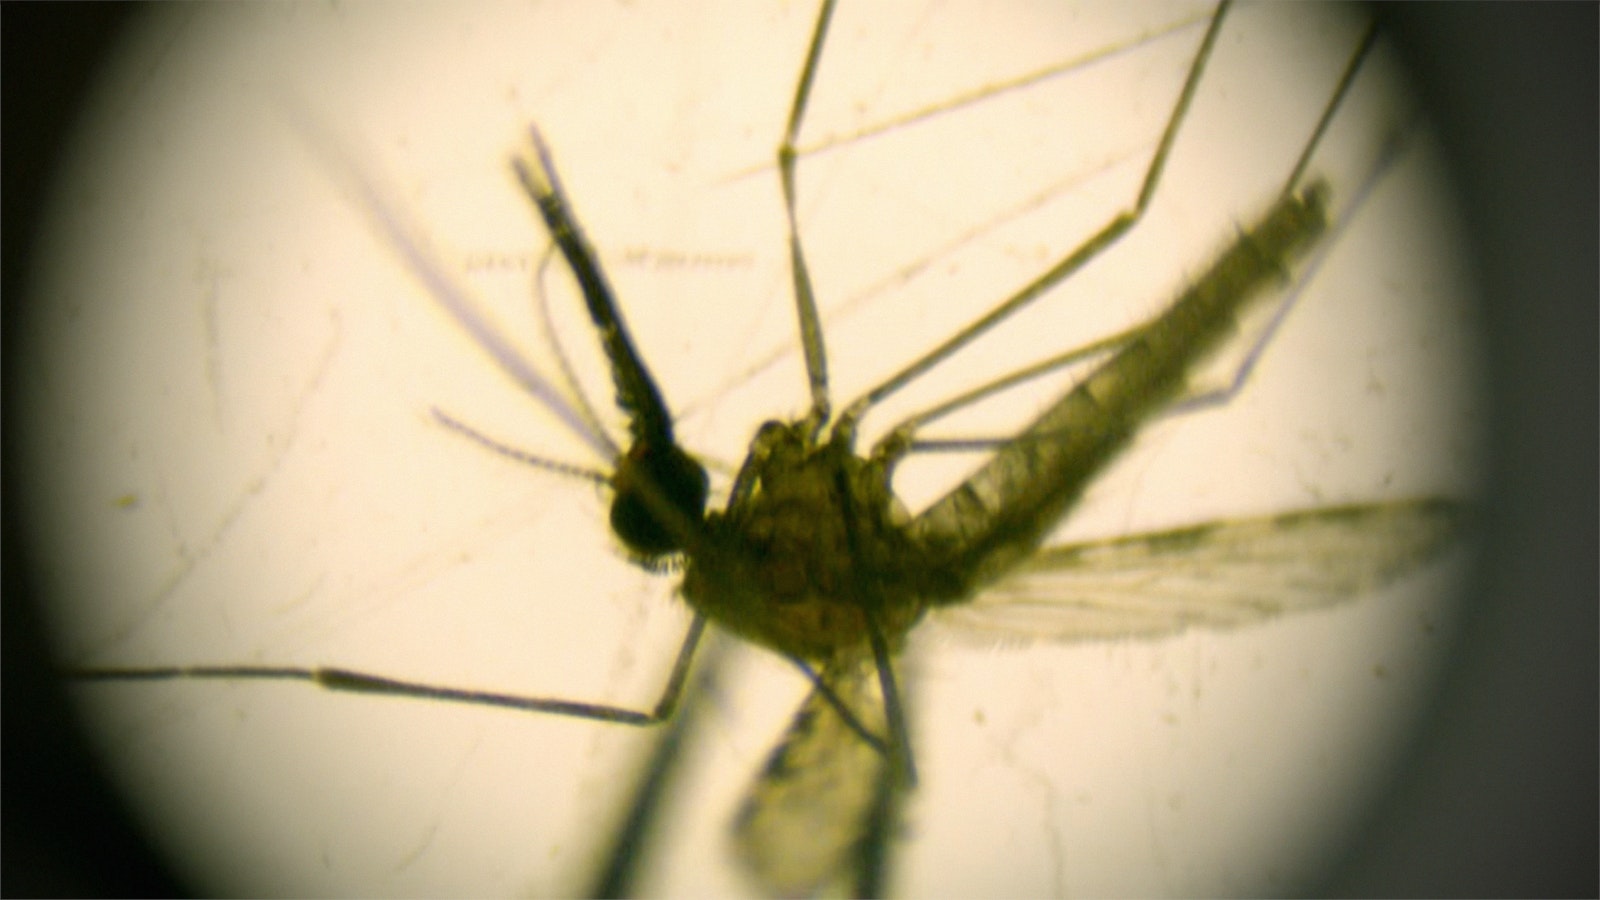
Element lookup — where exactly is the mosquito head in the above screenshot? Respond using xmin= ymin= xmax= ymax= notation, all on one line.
xmin=610 ymin=439 xmax=710 ymax=558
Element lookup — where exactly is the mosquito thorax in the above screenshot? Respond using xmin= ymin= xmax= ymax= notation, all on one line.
xmin=681 ymin=419 xmax=933 ymax=661
xmin=609 ymin=438 xmax=710 ymax=559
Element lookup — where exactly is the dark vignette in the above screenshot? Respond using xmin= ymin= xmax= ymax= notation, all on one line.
xmin=1315 ymin=4 xmax=1597 ymax=896
xmin=3 ymin=6 xmax=192 ymax=898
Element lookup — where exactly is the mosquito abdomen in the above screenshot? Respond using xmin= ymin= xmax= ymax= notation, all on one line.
xmin=914 ymin=180 xmax=1331 ymax=598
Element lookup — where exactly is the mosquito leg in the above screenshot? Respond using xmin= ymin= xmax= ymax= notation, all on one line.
xmin=788 ymin=658 xmax=891 ymax=758
xmin=879 ymin=14 xmax=1385 ymax=456
xmin=872 ymin=320 xmax=1152 ymax=461
xmin=865 ymin=618 xmax=916 ymax=788
xmin=684 ymin=12 xmax=1212 ymax=434
xmin=837 ymin=0 xmax=1234 ymax=435
xmin=851 ymin=746 xmax=903 ymax=900
xmin=587 ymin=629 xmax=731 ymax=899
xmin=1283 ymin=20 xmax=1379 ymax=197
xmin=772 ymin=11 xmax=1210 ymax=169
xmin=847 ymin=618 xmax=915 ymax=897
xmin=70 ymin=614 xmax=709 ymax=726
xmin=1160 ymin=19 xmax=1389 ymax=420
xmin=777 ymin=0 xmax=841 ymax=428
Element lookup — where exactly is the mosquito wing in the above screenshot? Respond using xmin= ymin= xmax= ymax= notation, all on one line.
xmin=732 ymin=658 xmax=896 ymax=897
xmin=932 ymin=498 xmax=1468 ymax=644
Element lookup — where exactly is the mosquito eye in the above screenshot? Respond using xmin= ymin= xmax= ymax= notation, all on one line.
xmin=611 ymin=440 xmax=710 ymax=556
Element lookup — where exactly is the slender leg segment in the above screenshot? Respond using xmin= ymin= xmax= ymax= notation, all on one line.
xmin=777 ymin=0 xmax=842 ymax=428
xmin=837 ymin=1 xmax=1236 ymax=436
xmin=73 ymin=614 xmax=710 ymax=727
xmin=870 ymin=15 xmax=1382 ymax=461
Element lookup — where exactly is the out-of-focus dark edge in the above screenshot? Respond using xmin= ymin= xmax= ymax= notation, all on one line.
xmin=1311 ymin=4 xmax=1597 ymax=897
xmin=2 ymin=4 xmax=190 ymax=898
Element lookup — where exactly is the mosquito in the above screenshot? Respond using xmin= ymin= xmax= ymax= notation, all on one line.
xmin=58 ymin=1 xmax=1474 ymax=895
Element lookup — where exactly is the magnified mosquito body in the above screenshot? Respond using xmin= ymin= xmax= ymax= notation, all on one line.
xmin=55 ymin=1 xmax=1477 ymax=896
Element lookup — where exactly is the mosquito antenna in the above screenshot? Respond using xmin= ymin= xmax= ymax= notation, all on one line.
xmin=429 ymin=408 xmax=610 ymax=485
xmin=286 ymin=101 xmax=617 ymax=462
